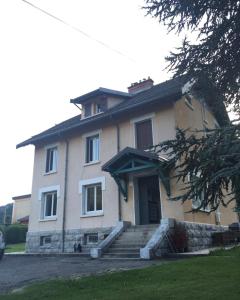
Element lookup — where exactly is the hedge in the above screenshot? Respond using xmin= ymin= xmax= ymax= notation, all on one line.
xmin=0 ymin=224 xmax=28 ymax=244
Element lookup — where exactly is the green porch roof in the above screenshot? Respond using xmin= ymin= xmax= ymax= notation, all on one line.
xmin=102 ymin=147 xmax=171 ymax=200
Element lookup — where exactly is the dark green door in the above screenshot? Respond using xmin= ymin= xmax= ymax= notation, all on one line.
xmin=138 ymin=175 xmax=161 ymax=225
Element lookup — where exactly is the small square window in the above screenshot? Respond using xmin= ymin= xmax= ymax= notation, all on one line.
xmin=40 ymin=235 xmax=51 ymax=246
xmin=45 ymin=147 xmax=57 ymax=173
xmin=86 ymin=135 xmax=99 ymax=163
xmin=85 ymin=233 xmax=98 ymax=244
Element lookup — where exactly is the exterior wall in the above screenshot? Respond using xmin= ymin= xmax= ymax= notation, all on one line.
xmin=26 ymin=226 xmax=112 ymax=253
xmin=29 ymin=142 xmax=67 ymax=233
xmin=12 ymin=195 xmax=31 ymax=224
xmin=107 ymin=96 xmax=125 ymax=109
xmin=173 ymin=96 xmax=238 ymax=225
xmin=27 ymin=92 xmax=237 ymax=253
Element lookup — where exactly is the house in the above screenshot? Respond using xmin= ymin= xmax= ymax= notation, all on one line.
xmin=12 ymin=194 xmax=31 ymax=225
xmin=17 ymin=77 xmax=238 ymax=258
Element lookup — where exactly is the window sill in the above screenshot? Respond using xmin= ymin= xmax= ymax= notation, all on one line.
xmin=84 ymin=160 xmax=101 ymax=167
xmin=44 ymin=170 xmax=57 ymax=176
xmin=80 ymin=212 xmax=104 ymax=218
xmin=39 ymin=217 xmax=57 ymax=222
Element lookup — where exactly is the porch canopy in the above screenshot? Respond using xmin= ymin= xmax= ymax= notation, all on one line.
xmin=102 ymin=147 xmax=171 ymax=201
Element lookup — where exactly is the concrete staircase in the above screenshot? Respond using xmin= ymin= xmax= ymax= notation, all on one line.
xmin=102 ymin=224 xmax=159 ymax=259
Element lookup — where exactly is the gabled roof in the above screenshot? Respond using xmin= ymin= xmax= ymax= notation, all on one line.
xmin=70 ymin=87 xmax=130 ymax=104
xmin=17 ymin=77 xmax=186 ymax=149
xmin=17 ymin=76 xmax=227 ymax=149
xmin=102 ymin=147 xmax=166 ymax=172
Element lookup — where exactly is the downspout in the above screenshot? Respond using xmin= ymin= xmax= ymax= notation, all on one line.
xmin=62 ymin=139 xmax=69 ymax=252
xmin=116 ymin=123 xmax=122 ymax=221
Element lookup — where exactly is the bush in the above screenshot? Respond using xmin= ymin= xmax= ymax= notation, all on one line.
xmin=0 ymin=224 xmax=28 ymax=244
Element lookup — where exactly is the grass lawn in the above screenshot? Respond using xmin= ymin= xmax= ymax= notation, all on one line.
xmin=4 ymin=243 xmax=25 ymax=253
xmin=1 ymin=247 xmax=240 ymax=300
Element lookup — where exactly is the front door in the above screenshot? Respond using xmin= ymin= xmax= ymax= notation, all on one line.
xmin=138 ymin=175 xmax=161 ymax=225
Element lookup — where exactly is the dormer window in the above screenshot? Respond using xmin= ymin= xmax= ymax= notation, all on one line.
xmin=83 ymin=100 xmax=107 ymax=118
xmin=94 ymin=102 xmax=105 ymax=114
xmin=84 ymin=103 xmax=92 ymax=117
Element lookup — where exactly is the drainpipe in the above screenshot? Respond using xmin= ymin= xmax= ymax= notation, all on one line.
xmin=62 ymin=139 xmax=69 ymax=252
xmin=116 ymin=124 xmax=122 ymax=221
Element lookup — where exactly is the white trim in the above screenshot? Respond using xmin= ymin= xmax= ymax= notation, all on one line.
xmin=39 ymin=217 xmax=57 ymax=222
xmin=84 ymin=132 xmax=101 ymax=164
xmin=80 ymin=212 xmax=104 ymax=218
xmin=84 ymin=160 xmax=101 ymax=167
xmin=38 ymin=185 xmax=60 ymax=200
xmin=79 ymin=177 xmax=105 ymax=194
xmin=130 ymin=113 xmax=155 ymax=124
xmin=44 ymin=146 xmax=58 ymax=174
xmin=181 ymin=78 xmax=196 ymax=94
xmin=82 ymin=129 xmax=102 ymax=138
xmin=44 ymin=143 xmax=59 ymax=150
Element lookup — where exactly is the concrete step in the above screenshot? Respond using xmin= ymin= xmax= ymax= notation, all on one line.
xmin=102 ymin=253 xmax=140 ymax=258
xmin=113 ymin=241 xmax=147 ymax=247
xmin=106 ymin=248 xmax=140 ymax=253
xmin=123 ymin=230 xmax=155 ymax=236
xmin=114 ymin=239 xmax=149 ymax=244
xmin=110 ymin=243 xmax=146 ymax=248
xmin=126 ymin=226 xmax=158 ymax=233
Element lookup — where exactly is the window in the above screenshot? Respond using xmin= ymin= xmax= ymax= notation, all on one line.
xmin=191 ymin=175 xmax=210 ymax=212
xmin=83 ymin=183 xmax=102 ymax=214
xmin=40 ymin=235 xmax=51 ymax=246
xmin=84 ymin=103 xmax=92 ymax=117
xmin=86 ymin=134 xmax=99 ymax=163
xmin=93 ymin=101 xmax=106 ymax=114
xmin=85 ymin=233 xmax=98 ymax=244
xmin=135 ymin=119 xmax=153 ymax=150
xmin=45 ymin=147 xmax=57 ymax=173
xmin=43 ymin=191 xmax=57 ymax=218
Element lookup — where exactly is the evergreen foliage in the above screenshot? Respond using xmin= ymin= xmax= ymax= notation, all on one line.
xmin=154 ymin=124 xmax=240 ymax=211
xmin=144 ymin=0 xmax=240 ymax=211
xmin=144 ymin=0 xmax=240 ymax=113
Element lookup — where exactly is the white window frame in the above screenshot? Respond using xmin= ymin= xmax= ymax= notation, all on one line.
xmin=43 ymin=191 xmax=57 ymax=219
xmin=45 ymin=145 xmax=58 ymax=174
xmin=85 ymin=133 xmax=100 ymax=164
xmin=38 ymin=185 xmax=60 ymax=221
xmin=79 ymin=177 xmax=105 ymax=217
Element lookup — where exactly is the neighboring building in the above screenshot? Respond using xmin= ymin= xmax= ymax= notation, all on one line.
xmin=0 ymin=203 xmax=13 ymax=225
xmin=17 ymin=77 xmax=238 ymax=257
xmin=12 ymin=194 xmax=31 ymax=225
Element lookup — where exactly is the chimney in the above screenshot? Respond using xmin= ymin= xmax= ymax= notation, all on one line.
xmin=128 ymin=77 xmax=154 ymax=94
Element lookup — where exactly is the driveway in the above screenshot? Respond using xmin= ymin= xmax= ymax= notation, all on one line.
xmin=0 ymin=255 xmax=166 ymax=294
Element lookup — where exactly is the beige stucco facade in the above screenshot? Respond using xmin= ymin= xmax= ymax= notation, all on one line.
xmin=28 ymin=96 xmax=237 ymax=235
xmin=12 ymin=194 xmax=31 ymax=224
xmin=24 ymin=84 xmax=238 ymax=253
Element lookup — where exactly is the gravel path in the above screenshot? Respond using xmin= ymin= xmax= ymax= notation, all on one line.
xmin=0 ymin=255 xmax=167 ymax=294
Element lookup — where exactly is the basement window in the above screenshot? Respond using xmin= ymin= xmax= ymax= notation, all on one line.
xmin=85 ymin=233 xmax=98 ymax=244
xmin=40 ymin=235 xmax=51 ymax=246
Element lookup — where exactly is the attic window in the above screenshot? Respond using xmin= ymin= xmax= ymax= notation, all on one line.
xmin=84 ymin=103 xmax=92 ymax=117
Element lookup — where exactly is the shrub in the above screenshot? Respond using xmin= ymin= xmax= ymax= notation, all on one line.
xmin=1 ymin=224 xmax=28 ymax=244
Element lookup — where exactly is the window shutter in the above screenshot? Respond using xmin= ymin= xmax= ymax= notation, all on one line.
xmin=136 ymin=119 xmax=153 ymax=150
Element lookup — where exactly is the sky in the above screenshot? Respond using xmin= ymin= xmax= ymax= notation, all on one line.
xmin=0 ymin=0 xmax=185 ymax=205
